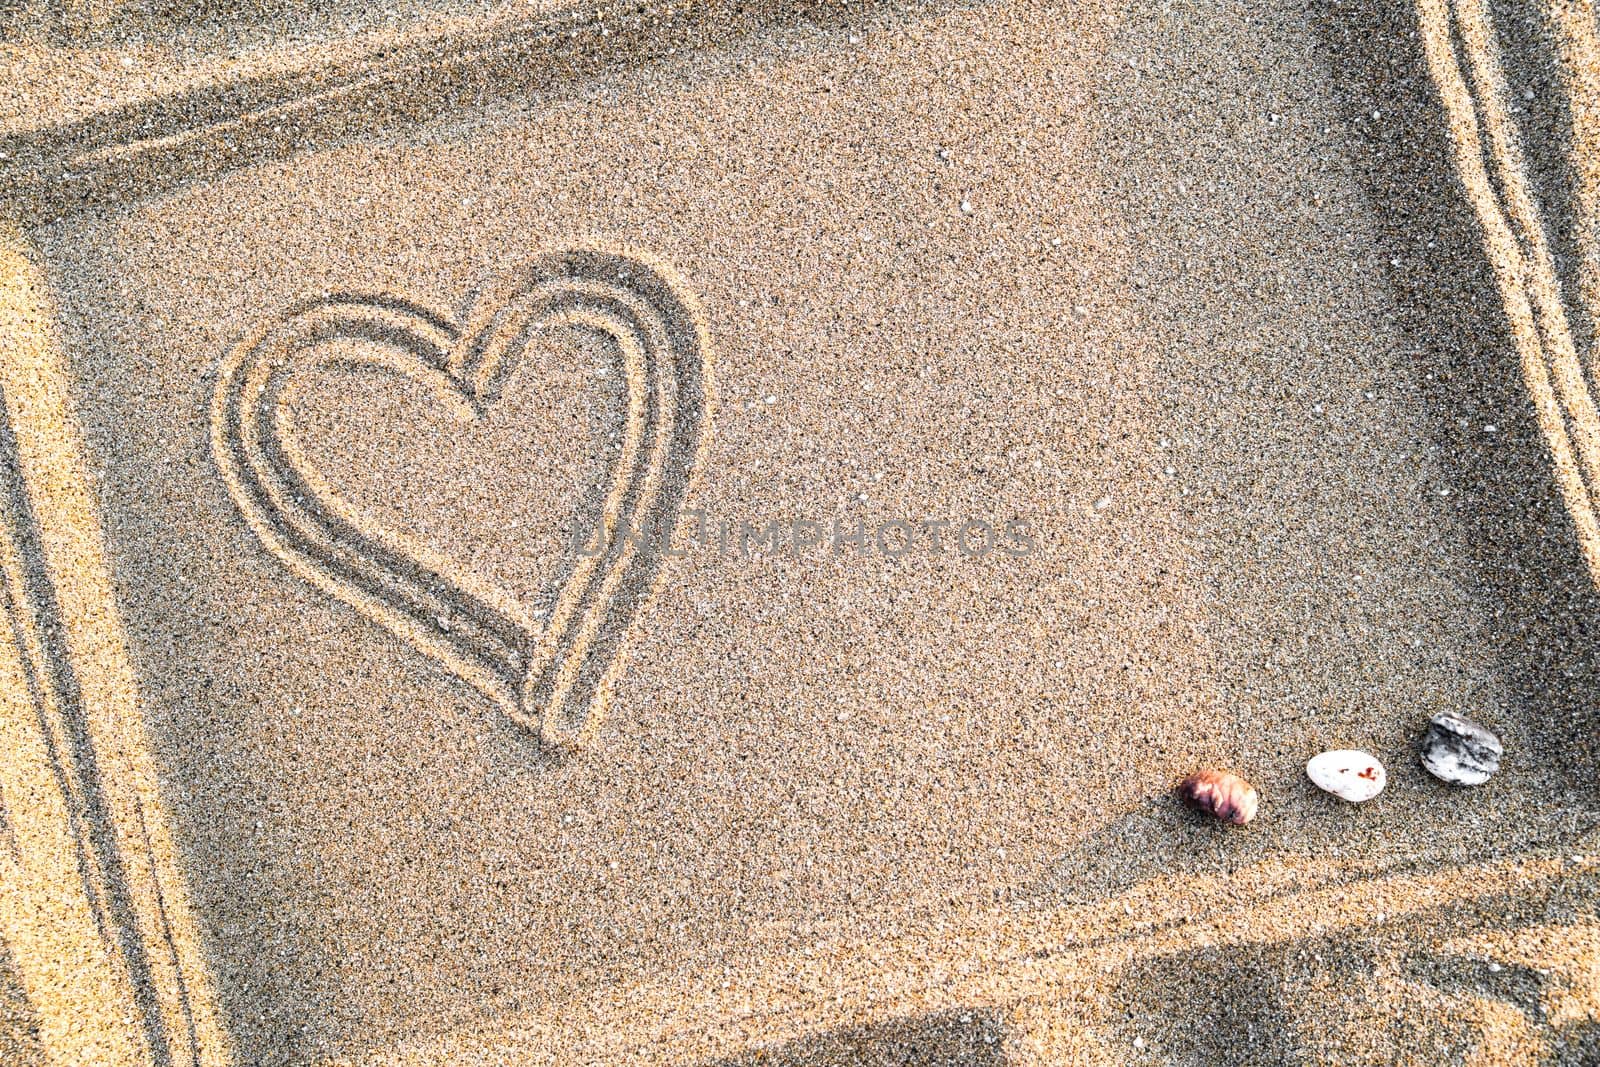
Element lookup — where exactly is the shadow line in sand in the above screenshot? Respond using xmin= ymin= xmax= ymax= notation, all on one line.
xmin=1102 ymin=871 xmax=1600 ymax=1065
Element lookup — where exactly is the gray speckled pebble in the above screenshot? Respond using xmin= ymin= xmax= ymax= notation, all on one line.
xmin=1420 ymin=712 xmax=1503 ymax=786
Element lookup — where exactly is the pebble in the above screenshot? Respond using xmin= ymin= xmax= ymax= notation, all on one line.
xmin=1178 ymin=769 xmax=1259 ymax=825
xmin=1306 ymin=749 xmax=1386 ymax=802
xmin=1420 ymin=711 xmax=1502 ymax=785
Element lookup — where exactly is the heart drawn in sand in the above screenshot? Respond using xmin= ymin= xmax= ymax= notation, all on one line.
xmin=211 ymin=249 xmax=710 ymax=747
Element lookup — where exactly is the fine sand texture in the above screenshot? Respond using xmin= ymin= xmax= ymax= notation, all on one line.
xmin=3 ymin=0 xmax=1600 ymax=1064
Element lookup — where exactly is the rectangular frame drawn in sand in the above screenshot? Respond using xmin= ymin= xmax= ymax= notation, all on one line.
xmin=2 ymin=0 xmax=1600 ymax=1062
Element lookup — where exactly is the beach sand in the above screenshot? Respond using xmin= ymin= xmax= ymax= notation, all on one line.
xmin=3 ymin=0 xmax=1600 ymax=1063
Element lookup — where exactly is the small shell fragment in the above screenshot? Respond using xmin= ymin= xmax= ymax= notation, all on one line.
xmin=1306 ymin=749 xmax=1386 ymax=802
xmin=1178 ymin=769 xmax=1259 ymax=825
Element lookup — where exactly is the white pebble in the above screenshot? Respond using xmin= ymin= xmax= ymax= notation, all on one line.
xmin=1306 ymin=749 xmax=1386 ymax=802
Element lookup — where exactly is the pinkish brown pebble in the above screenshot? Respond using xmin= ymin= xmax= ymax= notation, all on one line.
xmin=1178 ymin=769 xmax=1259 ymax=825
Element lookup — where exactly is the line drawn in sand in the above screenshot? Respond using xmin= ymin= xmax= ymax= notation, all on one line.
xmin=211 ymin=248 xmax=711 ymax=748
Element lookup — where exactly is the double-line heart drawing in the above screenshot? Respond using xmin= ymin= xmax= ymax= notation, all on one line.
xmin=211 ymin=249 xmax=710 ymax=748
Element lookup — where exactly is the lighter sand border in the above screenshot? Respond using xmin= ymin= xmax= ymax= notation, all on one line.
xmin=0 ymin=223 xmax=229 ymax=1067
xmin=328 ymin=836 xmax=1600 ymax=1065
xmin=1416 ymin=0 xmax=1600 ymax=582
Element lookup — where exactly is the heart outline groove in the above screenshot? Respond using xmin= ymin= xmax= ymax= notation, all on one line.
xmin=211 ymin=248 xmax=711 ymax=748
